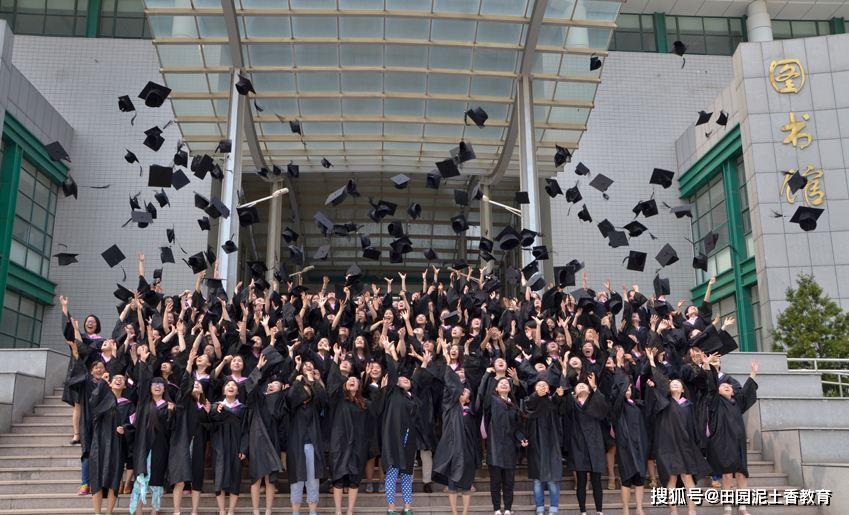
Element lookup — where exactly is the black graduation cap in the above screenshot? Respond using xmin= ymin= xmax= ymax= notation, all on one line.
xmin=248 ymin=261 xmax=267 ymax=279
xmin=54 ymin=252 xmax=78 ymax=266
xmin=212 ymin=163 xmax=224 ymax=180
xmin=496 ymin=225 xmax=521 ymax=250
xmin=148 ymin=165 xmax=174 ymax=188
xmin=633 ymin=198 xmax=659 ymax=218
xmin=608 ymin=230 xmax=629 ymax=248
xmin=590 ymin=55 xmax=602 ymax=70
xmin=436 ymin=158 xmax=460 ymax=179
xmin=287 ymin=162 xmax=300 ymax=177
xmin=101 ymin=244 xmax=126 ymax=268
xmin=129 ymin=193 xmax=142 ymax=211
xmin=589 ymin=173 xmax=613 ymax=198
xmin=139 ymin=81 xmax=171 ymax=107
xmin=363 ymin=246 xmax=381 ymax=260
xmin=131 ymin=210 xmax=152 ymax=227
xmin=390 ymin=237 xmax=413 ymax=255
xmin=554 ymin=144 xmax=571 ymax=167
xmin=289 ymin=120 xmax=302 ymax=135
xmin=153 ymin=268 xmax=163 ymax=281
xmin=145 ymin=202 xmax=157 ymax=220
xmin=625 ymin=250 xmax=647 ymax=271
xmin=696 ymin=110 xmax=712 ymax=126
xmin=452 ymin=141 xmax=476 ymax=164
xmin=237 ymin=205 xmax=260 ymax=226
xmin=124 ymin=149 xmax=138 ymax=164
xmin=288 ymin=244 xmax=304 ymax=264
xmin=160 ymin=246 xmax=175 ymax=264
xmin=554 ymin=266 xmax=575 ymax=287
xmin=672 ymin=40 xmax=687 ymax=57
xmin=221 ymin=240 xmax=239 ymax=254
xmin=577 ymin=204 xmax=592 ymax=222
xmin=515 ymin=191 xmax=530 ymax=204
xmin=544 ymin=178 xmax=563 ymax=198
xmin=314 ymin=211 xmax=334 ymax=236
xmin=118 ymin=95 xmax=135 ymax=112
xmin=565 ymin=184 xmax=582 ymax=203
xmin=174 ymin=149 xmax=188 ymax=167
xmin=454 ymin=189 xmax=469 ymax=207
xmin=391 ymin=174 xmax=410 ymax=189
xmin=387 ymin=221 xmax=406 ymax=238
xmin=653 ymin=275 xmax=670 ymax=296
xmin=282 ymin=227 xmax=299 ymax=244
xmin=325 ymin=185 xmax=347 ymax=206
xmin=785 ymin=170 xmax=808 ymax=194
xmin=693 ymin=253 xmax=708 ymax=271
xmin=313 ymin=244 xmax=330 ymax=261
xmin=656 ymin=243 xmax=679 ymax=267
xmin=424 ymin=248 xmax=438 ymax=261
xmin=171 ymin=168 xmax=191 ymax=191
xmin=465 ymin=106 xmax=488 ymax=128
xmin=143 ymin=127 xmax=165 ymax=151
xmin=206 ymin=197 xmax=230 ymax=219
xmin=528 ymin=276 xmax=546 ymax=291
xmin=389 ymin=251 xmax=403 ymax=264
xmin=716 ymin=110 xmax=728 ymax=126
xmin=194 ymin=192 xmax=210 ymax=211
xmin=185 ymin=252 xmax=207 ymax=274
xmin=703 ymin=231 xmax=719 ymax=254
xmin=790 ymin=206 xmax=823 ymax=231
xmin=520 ymin=229 xmax=538 ymax=248
xmin=623 ymin=220 xmax=648 ymax=237
xmin=346 ymin=178 xmax=359 ymax=197
xmin=532 ymin=245 xmax=549 ymax=260
xmin=191 ymin=154 xmax=214 ymax=179
xmin=154 ymin=189 xmax=169 ymax=208
xmin=45 ymin=142 xmax=70 ymax=163
xmin=235 ymin=74 xmax=255 ymax=95
xmin=451 ymin=214 xmax=469 ymax=234
xmin=426 ymin=170 xmax=442 ymax=189
xmin=650 ymin=168 xmax=675 ymax=189
xmin=113 ymin=283 xmax=134 ymax=303
xmin=480 ymin=250 xmax=496 ymax=262
xmin=671 ymin=204 xmax=693 ymax=218
xmin=321 ymin=158 xmax=333 ymax=169
xmin=167 ymin=227 xmax=176 ymax=244
xmin=215 ymin=139 xmax=232 ymax=154
xmin=574 ymin=162 xmax=590 ymax=176
xmin=197 ymin=217 xmax=211 ymax=231
xmin=407 ymin=202 xmax=422 ymax=219
xmin=479 ymin=237 xmax=494 ymax=253
xmin=597 ymin=219 xmax=615 ymax=238
xmin=332 ymin=224 xmax=348 ymax=237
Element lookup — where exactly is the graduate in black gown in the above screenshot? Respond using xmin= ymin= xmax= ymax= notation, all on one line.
xmin=703 ymin=357 xmax=759 ymax=515
xmin=523 ymin=376 xmax=568 ymax=515
xmin=210 ymin=378 xmax=249 ymax=514
xmin=482 ymin=376 xmax=527 ymax=515
xmin=611 ymin=356 xmax=649 ymax=515
xmin=286 ymin=362 xmax=328 ymax=515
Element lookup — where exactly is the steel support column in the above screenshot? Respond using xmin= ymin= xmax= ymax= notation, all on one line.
xmin=265 ymin=180 xmax=282 ymax=282
xmin=517 ymin=75 xmax=541 ymax=270
xmin=217 ymin=70 xmax=245 ymax=291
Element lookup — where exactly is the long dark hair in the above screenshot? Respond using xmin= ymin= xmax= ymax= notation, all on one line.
xmin=344 ymin=377 xmax=367 ymax=410
xmin=148 ymin=377 xmax=167 ymax=432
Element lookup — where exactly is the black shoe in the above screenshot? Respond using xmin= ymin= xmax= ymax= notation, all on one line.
xmin=423 ymin=482 xmax=433 ymax=493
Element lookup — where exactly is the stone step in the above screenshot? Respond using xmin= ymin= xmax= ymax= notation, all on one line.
xmin=31 ymin=405 xmax=72 ymax=416
xmin=755 ymin=397 xmax=849 ymax=430
xmin=0 ymin=456 xmax=81 ymax=468
xmin=9 ymin=423 xmax=70 ymax=435
xmin=0 ymin=434 xmax=79 ymax=446
xmin=725 ymin=372 xmax=824 ymax=398
xmin=721 ymin=352 xmax=791 ymax=375
xmin=21 ymin=415 xmax=67 ymax=425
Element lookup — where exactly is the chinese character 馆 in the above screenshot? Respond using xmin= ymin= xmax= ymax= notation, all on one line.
xmin=782 ymin=165 xmax=825 ymax=207
xmin=769 ymin=58 xmax=806 ymax=93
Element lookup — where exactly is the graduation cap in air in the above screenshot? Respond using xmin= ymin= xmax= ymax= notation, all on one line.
xmin=528 ymin=276 xmax=547 ymax=291
xmin=390 ymin=237 xmax=413 ymax=255
xmin=129 ymin=193 xmax=142 ymax=211
xmin=597 ymin=219 xmax=615 ymax=238
xmin=148 ymin=165 xmax=174 ymax=188
xmin=577 ymin=205 xmax=592 ymax=222
xmin=633 ymin=198 xmax=659 ymax=218
xmin=790 ymin=206 xmax=823 ymax=231
xmin=197 ymin=217 xmax=211 ymax=231
xmin=139 ymin=81 xmax=171 ymax=107
xmin=287 ymin=162 xmax=300 ymax=177
xmin=191 ymin=154 xmax=214 ymax=179
xmin=235 ymin=74 xmax=255 ymax=95
xmin=696 ymin=110 xmax=712 ymax=126
xmin=520 ymin=229 xmax=538 ymax=248
xmin=321 ymin=158 xmax=332 ymax=169
xmin=480 ymin=250 xmax=496 ymax=262
xmin=160 ymin=246 xmax=175 ymax=264
xmin=237 ymin=205 xmax=260 ymax=226
xmin=145 ymin=202 xmax=158 ymax=220
xmin=656 ymin=243 xmax=679 ymax=267
xmin=625 ymin=250 xmax=647 ymax=271
xmin=289 ymin=120 xmax=302 ymax=135
xmin=113 ymin=283 xmax=134 ymax=303
xmin=45 ymin=141 xmax=70 ymax=163
xmin=363 ymin=246 xmax=381 ymax=261
xmin=672 ymin=40 xmax=687 ymax=57
xmin=184 ymin=252 xmax=207 ymax=274
xmin=553 ymin=266 xmax=575 ymax=287
xmin=608 ymin=230 xmax=629 ymax=248
xmin=716 ymin=110 xmax=728 ymax=126
xmin=61 ymin=176 xmax=78 ymax=198
xmin=785 ymin=170 xmax=808 ymax=194
xmin=102 ymin=244 xmax=126 ymax=268
xmin=174 ymin=149 xmax=188 ymax=167
xmin=693 ymin=252 xmax=708 ymax=271
xmin=314 ymin=212 xmax=334 ymax=237
xmin=131 ymin=210 xmax=152 ymax=228
xmin=388 ymin=250 xmax=403 ymax=264
xmin=194 ymin=192 xmax=210 ymax=212
xmin=461 ymin=105 xmax=488 ymax=127
xmin=544 ymin=178 xmax=563 ymax=198
xmin=143 ymin=127 xmax=165 ymax=151
xmin=391 ymin=174 xmax=410 ymax=189
xmin=313 ymin=245 xmax=330 ymax=261
xmin=565 ymin=184 xmax=582 ymax=203
xmin=288 ymin=245 xmax=304 ymax=264
xmin=496 ymin=225 xmax=521 ymax=250
xmin=515 ymin=191 xmax=530 ymax=204
xmin=325 ymin=185 xmax=347 ymax=206
xmin=653 ymin=275 xmax=670 ymax=296
xmin=590 ymin=56 xmax=602 ymax=70
xmin=282 ymin=227 xmax=299 ymax=244
xmin=436 ymin=158 xmax=461 ymax=179
xmin=215 ymin=139 xmax=231 ymax=154
xmin=426 ymin=170 xmax=442 ymax=189
xmin=205 ymin=197 xmax=230 ymax=219
xmin=408 ymin=202 xmax=422 ymax=219
xmin=671 ymin=204 xmax=693 ymax=218
xmin=623 ymin=221 xmax=648 ymax=238
xmin=345 ymin=178 xmax=359 ymax=197
xmin=479 ymin=237 xmax=494 ymax=253
xmin=702 ymin=231 xmax=719 ymax=254
xmin=167 ymin=227 xmax=176 ymax=244
xmin=54 ymin=252 xmax=79 ymax=266
xmin=589 ymin=173 xmax=613 ymax=199
xmin=387 ymin=221 xmax=406 ymax=238
xmin=554 ymin=145 xmax=571 ymax=167
xmin=118 ymin=95 xmax=135 ymax=112
xmin=454 ymin=189 xmax=469 ymax=207
xmin=154 ymin=189 xmax=170 ymax=208
xmin=574 ymin=162 xmax=590 ymax=176
xmin=451 ymin=214 xmax=469 ymax=234
xmin=690 ymin=324 xmax=738 ymax=355
xmin=451 ymin=141 xmax=476 ymax=164
xmin=172 ymin=169 xmax=190 ymax=190
xmin=424 ymin=248 xmax=439 ymax=261
xmin=650 ymin=168 xmax=675 ymax=189
xmin=532 ymin=245 xmax=549 ymax=260
xmin=124 ymin=149 xmax=138 ymax=164
xmin=210 ymin=162 xmax=222 ymax=180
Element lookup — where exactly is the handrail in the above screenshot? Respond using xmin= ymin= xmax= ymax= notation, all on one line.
xmin=787 ymin=358 xmax=849 ymax=397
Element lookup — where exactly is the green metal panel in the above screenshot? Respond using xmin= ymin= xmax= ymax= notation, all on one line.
xmin=691 ymin=267 xmax=736 ymax=305
xmin=0 ymin=143 xmax=24 ymax=323
xmin=721 ymin=158 xmax=755 ymax=351
xmin=678 ymin=125 xmax=742 ymax=198
xmin=86 ymin=0 xmax=103 ymax=38
xmin=831 ymin=17 xmax=846 ymax=34
xmin=2 ymin=115 xmax=69 ymax=185
xmin=739 ymin=256 xmax=757 ymax=287
xmin=6 ymin=262 xmax=56 ymax=305
xmin=653 ymin=12 xmax=668 ymax=53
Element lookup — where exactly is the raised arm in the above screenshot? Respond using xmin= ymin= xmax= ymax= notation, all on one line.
xmin=137 ymin=252 xmax=145 ymax=280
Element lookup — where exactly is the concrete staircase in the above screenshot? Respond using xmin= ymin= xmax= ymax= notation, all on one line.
xmin=0 ymin=352 xmax=838 ymax=514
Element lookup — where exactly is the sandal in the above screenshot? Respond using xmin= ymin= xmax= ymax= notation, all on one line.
xmin=69 ymin=433 xmax=81 ymax=445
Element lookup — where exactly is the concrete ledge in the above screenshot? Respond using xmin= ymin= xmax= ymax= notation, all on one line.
xmin=801 ymin=463 xmax=849 ymax=515
xmin=0 ymin=373 xmax=43 ymax=430
xmin=0 ymin=349 xmax=68 ymax=398
xmin=721 ymin=351 xmax=790 ymax=374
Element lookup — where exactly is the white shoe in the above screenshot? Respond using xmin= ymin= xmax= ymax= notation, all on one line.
xmin=494 ymin=511 xmax=502 ymax=515
xmin=504 ymin=511 xmax=512 ymax=515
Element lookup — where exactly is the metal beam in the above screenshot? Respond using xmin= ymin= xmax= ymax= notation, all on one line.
xmin=218 ymin=70 xmax=245 ymax=291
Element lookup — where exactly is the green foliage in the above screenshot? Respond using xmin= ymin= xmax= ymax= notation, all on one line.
xmin=772 ymin=273 xmax=849 ymax=359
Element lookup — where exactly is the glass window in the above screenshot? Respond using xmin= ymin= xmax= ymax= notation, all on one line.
xmin=750 ymin=285 xmax=762 ymax=349
xmin=0 ymin=0 xmax=86 ymax=36
xmin=0 ymin=289 xmax=45 ymax=348
xmin=736 ymin=155 xmax=753 ymax=257
xmin=689 ymin=174 xmax=731 ymax=283
xmin=666 ymin=15 xmax=745 ymax=56
xmin=100 ymin=0 xmax=149 ymax=38
xmin=718 ymin=295 xmax=737 ymax=338
xmin=610 ymin=13 xmax=656 ymax=52
xmin=773 ymin=19 xmax=832 ymax=40
xmin=10 ymin=160 xmax=58 ymax=278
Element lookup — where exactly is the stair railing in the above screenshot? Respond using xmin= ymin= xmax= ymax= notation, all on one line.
xmin=786 ymin=357 xmax=849 ymax=397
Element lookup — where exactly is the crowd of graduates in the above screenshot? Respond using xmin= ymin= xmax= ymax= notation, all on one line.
xmin=61 ymin=254 xmax=760 ymax=515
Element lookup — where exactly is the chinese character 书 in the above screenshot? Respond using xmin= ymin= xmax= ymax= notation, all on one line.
xmin=769 ymin=59 xmax=806 ymax=94
xmin=781 ymin=112 xmax=812 ymax=150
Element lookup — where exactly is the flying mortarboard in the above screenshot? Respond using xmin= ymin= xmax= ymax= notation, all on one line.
xmin=451 ymin=214 xmax=469 ymax=234
xmin=407 ymin=202 xmax=422 ymax=219
xmin=197 ymin=217 xmax=211 ymax=231
xmin=597 ymin=219 xmax=615 ymax=238
xmin=289 ymin=120 xmax=302 ymax=135
xmin=101 ymin=244 xmax=126 ymax=268
xmin=544 ymin=178 xmax=563 ymax=197
xmin=554 ymin=145 xmax=572 ymax=167
xmin=129 ymin=193 xmax=141 ymax=211
xmin=554 ymin=266 xmax=576 ymax=287
xmin=702 ymin=231 xmax=719 ymax=253
xmin=313 ymin=245 xmax=330 ymax=261
xmin=61 ymin=176 xmax=77 ymax=198
xmin=696 ymin=110 xmax=712 ymax=126
xmin=436 ymin=158 xmax=461 ymax=179
xmin=237 ymin=206 xmax=260 ymax=226
xmin=363 ymin=246 xmax=381 ymax=260
xmin=656 ymin=243 xmax=679 ymax=267
xmin=346 ymin=178 xmax=359 ymax=196
xmin=532 ymin=245 xmax=549 ymax=260
xmin=574 ymin=162 xmax=590 ymax=176
xmin=325 ymin=185 xmax=347 ymax=206
xmin=174 ymin=149 xmax=188 ymax=167
xmin=160 ymin=246 xmax=175 ymax=264
xmin=452 ymin=141 xmax=476 ymax=164
xmin=287 ymin=162 xmax=300 ymax=177
xmin=172 ymin=169 xmax=190 ymax=190
xmin=54 ymin=252 xmax=79 ymax=266
xmin=454 ymin=189 xmax=469 ymax=207
xmin=625 ymin=250 xmax=647 ymax=272
xmin=590 ymin=56 xmax=602 ymax=70
xmin=113 ymin=283 xmax=134 ymax=303
xmin=143 ymin=126 xmax=165 ymax=151
xmin=496 ymin=225 xmax=521 ymax=250
xmin=46 ymin=141 xmax=70 ymax=162
xmin=671 ymin=204 xmax=693 ymax=218
xmin=653 ymin=275 xmax=670 ymax=296
xmin=185 ymin=252 xmax=207 ymax=274
xmin=205 ymin=197 xmax=230 ymax=219
xmin=387 ymin=221 xmax=406 ymax=238
xmin=148 ymin=165 xmax=174 ymax=188
xmin=465 ymin=106 xmax=488 ymax=127
xmin=672 ymin=40 xmax=687 ymax=57
xmin=717 ymin=110 xmax=729 ymax=126
xmin=424 ymin=248 xmax=438 ymax=261
xmin=288 ymin=245 xmax=304 ymax=264
xmin=608 ymin=230 xmax=629 ymax=248
xmin=633 ymin=198 xmax=659 ymax=218
xmin=624 ymin=220 xmax=648 ymax=237
xmin=650 ymin=168 xmax=675 ymax=189
xmin=790 ymin=206 xmax=823 ymax=231
xmin=139 ymin=81 xmax=171 ymax=107
xmin=154 ymin=189 xmax=170 ymax=208
xmin=785 ymin=170 xmax=808 ymax=194
xmin=314 ymin=211 xmax=334 ymax=236
xmin=215 ymin=139 xmax=232 ymax=154
xmin=589 ymin=173 xmax=613 ymax=198
xmin=321 ymin=158 xmax=333 ymax=169
xmin=577 ymin=204 xmax=592 ymax=222
xmin=194 ymin=192 xmax=210 ymax=211
xmin=515 ymin=191 xmax=530 ymax=204
xmin=389 ymin=251 xmax=403 ymax=264
xmin=480 ymin=250 xmax=496 ymax=262
xmin=124 ymin=149 xmax=138 ymax=164
xmin=565 ymin=184 xmax=582 ymax=203
xmin=391 ymin=174 xmax=410 ymax=189
xmin=693 ymin=253 xmax=708 ymax=271
xmin=528 ymin=276 xmax=546 ymax=291
xmin=167 ymin=228 xmax=176 ymax=244
xmin=118 ymin=95 xmax=135 ymax=112
xmin=479 ymin=237 xmax=494 ymax=253
xmin=282 ymin=227 xmax=299 ymax=244
xmin=520 ymin=229 xmax=538 ymax=248
xmin=426 ymin=170 xmax=442 ymax=189
xmin=235 ymin=74 xmax=255 ymax=95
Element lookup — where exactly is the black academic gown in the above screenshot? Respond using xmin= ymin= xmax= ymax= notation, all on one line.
xmin=611 ymin=369 xmax=649 ymax=482
xmin=483 ymin=393 xmax=525 ymax=470
xmin=564 ymin=388 xmax=610 ymax=474
xmin=523 ymin=391 xmax=567 ymax=482
xmin=209 ymin=400 xmax=248 ymax=495
xmin=87 ymin=379 xmax=131 ymax=493
xmin=650 ymin=366 xmax=711 ymax=481
xmin=432 ymin=365 xmax=480 ymax=489
xmin=244 ymin=367 xmax=285 ymax=482
xmin=373 ymin=358 xmax=420 ymax=475
xmin=705 ymin=369 xmax=758 ymax=476
xmin=285 ymin=379 xmax=328 ymax=483
xmin=66 ymin=357 xmax=96 ymax=461
xmin=131 ymin=362 xmax=172 ymax=487
xmin=327 ymin=365 xmax=371 ymax=483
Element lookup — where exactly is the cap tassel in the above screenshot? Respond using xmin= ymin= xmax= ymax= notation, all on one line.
xmin=130 ymin=113 xmax=137 ymax=126
xmin=771 ymin=210 xmax=785 ymax=218
xmin=121 ymin=266 xmax=127 ymax=282
xmin=254 ymin=100 xmax=264 ymax=112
